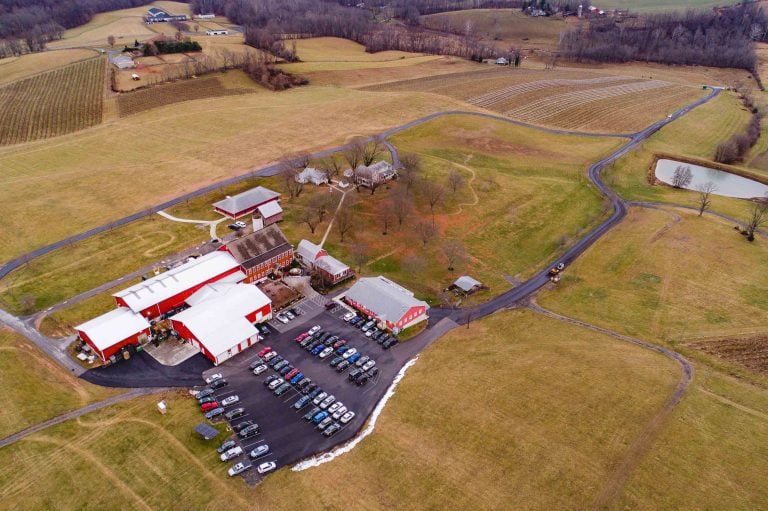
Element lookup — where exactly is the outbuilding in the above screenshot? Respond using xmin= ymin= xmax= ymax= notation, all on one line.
xmin=213 ymin=186 xmax=280 ymax=219
xmin=113 ymin=250 xmax=244 ymax=320
xmin=171 ymin=283 xmax=272 ymax=365
xmin=76 ymin=308 xmax=151 ymax=362
xmin=205 ymin=29 xmax=229 ymax=35
xmin=452 ymin=275 xmax=483 ymax=294
xmin=296 ymin=239 xmax=352 ymax=285
xmin=344 ymin=276 xmax=429 ymax=333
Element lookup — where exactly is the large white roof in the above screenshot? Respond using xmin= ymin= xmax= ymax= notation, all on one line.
xmin=113 ymin=251 xmax=242 ymax=312
xmin=213 ymin=186 xmax=279 ymax=215
xmin=297 ymin=239 xmax=324 ymax=263
xmin=173 ymin=283 xmax=271 ymax=357
xmin=257 ymin=200 xmax=283 ymax=219
xmin=76 ymin=308 xmax=150 ymax=350
xmin=345 ymin=276 xmax=428 ymax=323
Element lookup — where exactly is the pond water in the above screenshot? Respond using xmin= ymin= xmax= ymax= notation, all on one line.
xmin=654 ymin=158 xmax=768 ymax=199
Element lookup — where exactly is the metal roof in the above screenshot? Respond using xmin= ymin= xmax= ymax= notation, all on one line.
xmin=257 ymin=200 xmax=282 ymax=219
xmin=75 ymin=308 xmax=150 ymax=350
xmin=454 ymin=275 xmax=482 ymax=292
xmin=113 ymin=251 xmax=242 ymax=312
xmin=345 ymin=276 xmax=428 ymax=323
xmin=213 ymin=187 xmax=280 ymax=215
xmin=297 ymin=239 xmax=324 ymax=264
xmin=226 ymin=225 xmax=291 ymax=269
xmin=315 ymin=254 xmax=349 ymax=276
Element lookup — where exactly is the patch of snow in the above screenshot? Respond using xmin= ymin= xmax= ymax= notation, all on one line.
xmin=291 ymin=356 xmax=419 ymax=471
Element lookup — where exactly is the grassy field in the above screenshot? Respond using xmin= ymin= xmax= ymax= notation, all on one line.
xmin=0 ymin=49 xmax=98 ymax=86
xmin=0 ymin=309 xmax=682 ymax=509
xmin=538 ymin=207 xmax=768 ymax=343
xmin=0 ymin=57 xmax=105 ymax=145
xmin=0 ymin=328 xmax=120 ymax=439
xmin=423 ymin=8 xmax=566 ymax=50
xmin=598 ymin=0 xmax=729 ymax=12
xmin=0 ymin=86 xmax=470 ymax=264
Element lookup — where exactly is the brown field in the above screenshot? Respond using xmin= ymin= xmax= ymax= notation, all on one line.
xmin=0 ymin=49 xmax=98 ymax=86
xmin=0 ymin=58 xmax=105 ymax=145
xmin=688 ymin=336 xmax=768 ymax=376
xmin=117 ymin=71 xmax=265 ymax=117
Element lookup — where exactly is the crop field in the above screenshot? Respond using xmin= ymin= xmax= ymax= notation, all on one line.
xmin=598 ymin=0 xmax=726 ymax=12
xmin=687 ymin=336 xmax=768 ymax=376
xmin=0 ymin=49 xmax=98 ymax=86
xmin=117 ymin=71 xmax=265 ymax=117
xmin=0 ymin=58 xmax=105 ymax=146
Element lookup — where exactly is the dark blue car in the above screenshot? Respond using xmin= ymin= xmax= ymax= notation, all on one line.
xmin=311 ymin=344 xmax=325 ymax=356
xmin=336 ymin=345 xmax=349 ymax=355
xmin=290 ymin=373 xmax=304 ymax=385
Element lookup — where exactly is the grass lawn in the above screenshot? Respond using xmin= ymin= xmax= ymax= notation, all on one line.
xmin=597 ymin=0 xmax=726 ymax=12
xmin=0 ymin=328 xmax=120 ymax=439
xmin=538 ymin=207 xmax=768 ymax=343
xmin=0 ymin=49 xmax=99 ymax=86
xmin=38 ymin=285 xmax=125 ymax=338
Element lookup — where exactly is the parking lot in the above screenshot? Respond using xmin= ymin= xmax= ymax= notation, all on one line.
xmin=193 ymin=305 xmax=446 ymax=483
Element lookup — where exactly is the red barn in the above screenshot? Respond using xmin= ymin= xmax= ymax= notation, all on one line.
xmin=224 ymin=225 xmax=294 ymax=283
xmin=76 ymin=308 xmax=151 ymax=362
xmin=344 ymin=276 xmax=429 ymax=333
xmin=213 ymin=186 xmax=280 ymax=219
xmin=171 ymin=283 xmax=272 ymax=365
xmin=113 ymin=251 xmax=244 ymax=320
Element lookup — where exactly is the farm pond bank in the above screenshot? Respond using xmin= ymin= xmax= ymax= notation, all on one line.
xmin=654 ymin=158 xmax=768 ymax=199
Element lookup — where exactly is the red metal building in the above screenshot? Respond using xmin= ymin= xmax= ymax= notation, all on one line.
xmin=213 ymin=186 xmax=281 ymax=219
xmin=76 ymin=308 xmax=152 ymax=362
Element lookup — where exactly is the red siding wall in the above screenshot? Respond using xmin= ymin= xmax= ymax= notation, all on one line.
xmin=215 ymin=198 xmax=280 ymax=219
xmin=78 ymin=327 xmax=150 ymax=362
xmin=344 ymin=299 xmax=426 ymax=331
xmin=242 ymin=248 xmax=294 ymax=284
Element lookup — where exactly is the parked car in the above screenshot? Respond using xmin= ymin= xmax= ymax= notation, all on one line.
xmin=249 ymin=444 xmax=270 ymax=459
xmin=335 ymin=360 xmax=350 ymax=372
xmin=264 ymin=374 xmax=279 ymax=386
xmin=300 ymin=337 xmax=314 ymax=348
xmin=319 ymin=347 xmax=333 ymax=359
xmin=362 ymin=359 xmax=376 ymax=371
xmin=324 ymin=335 xmax=339 ymax=346
xmin=263 ymin=351 xmax=278 ymax=362
xmin=303 ymin=406 xmax=321 ymax=421
xmin=279 ymin=364 xmax=294 ymax=375
xmin=348 ymin=368 xmax=364 ymax=382
xmin=201 ymin=401 xmax=219 ymax=412
xmin=376 ymin=333 xmax=390 ymax=345
xmin=332 ymin=339 xmax=347 ymax=349
xmin=290 ymin=307 xmax=301 ymax=316
xmin=221 ymin=395 xmax=240 ymax=406
xmin=257 ymin=324 xmax=271 ymax=336
xmin=250 ymin=358 xmax=265 ymax=370
xmin=347 ymin=353 xmax=361 ymax=364
xmin=297 ymin=378 xmax=312 ymax=391
xmin=239 ymin=424 xmax=260 ymax=438
xmin=228 ymin=223 xmax=243 ymax=231
xmin=228 ymin=461 xmax=252 ymax=477
xmin=198 ymin=396 xmax=216 ymax=405
xmin=350 ymin=317 xmax=364 ymax=326
xmin=217 ymin=439 xmax=237 ymax=453
xmin=343 ymin=312 xmax=356 ymax=322
xmin=274 ymin=383 xmax=291 ymax=395
xmin=383 ymin=339 xmax=398 ymax=350
xmin=312 ymin=392 xmax=328 ymax=406
xmin=342 ymin=348 xmax=358 ymax=360
xmin=336 ymin=345 xmax=350 ymax=355
xmin=339 ymin=411 xmax=355 ymax=424
xmin=205 ymin=373 xmax=223 ymax=384
xmin=323 ymin=423 xmax=341 ymax=437
xmin=257 ymin=346 xmax=273 ymax=358
xmin=294 ymin=332 xmax=309 ymax=342
xmin=268 ymin=378 xmax=285 ymax=390
xmin=196 ymin=388 xmax=215 ymax=399
xmin=224 ymin=407 xmax=245 ymax=420
xmin=252 ymin=364 xmax=268 ymax=375
xmin=365 ymin=328 xmax=379 ymax=338
xmin=234 ymin=221 xmax=247 ymax=229
xmin=327 ymin=401 xmax=343 ymax=414
xmin=293 ymin=395 xmax=311 ymax=409
xmin=233 ymin=420 xmax=254 ymax=432
xmin=355 ymin=355 xmax=370 ymax=367
xmin=308 ymin=325 xmax=321 ymax=335
xmin=366 ymin=367 xmax=379 ymax=379
xmin=311 ymin=344 xmax=325 ymax=356
xmin=332 ymin=405 xmax=348 ymax=420
xmin=205 ymin=407 xmax=225 ymax=419
xmin=361 ymin=321 xmax=375 ymax=332
xmin=220 ymin=446 xmax=243 ymax=461
xmin=306 ymin=340 xmax=322 ymax=352
xmin=275 ymin=359 xmax=291 ymax=371
xmin=319 ymin=395 xmax=336 ymax=409
xmin=267 ymin=356 xmax=284 ymax=368
xmin=325 ymin=301 xmax=336 ymax=310
xmin=307 ymin=387 xmax=323 ymax=399
xmin=209 ymin=378 xmax=228 ymax=390
xmin=312 ymin=411 xmax=329 ymax=424
xmin=357 ymin=374 xmax=370 ymax=386
xmin=290 ymin=373 xmax=305 ymax=385
xmin=316 ymin=416 xmax=333 ymax=430
xmin=275 ymin=312 xmax=290 ymax=324
xmin=302 ymin=382 xmax=318 ymax=395
xmin=257 ymin=461 xmax=276 ymax=474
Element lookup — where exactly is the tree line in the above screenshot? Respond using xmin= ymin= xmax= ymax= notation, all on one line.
xmin=715 ymin=91 xmax=763 ymax=165
xmin=0 ymin=0 xmax=154 ymax=56
xmin=559 ymin=3 xmax=766 ymax=73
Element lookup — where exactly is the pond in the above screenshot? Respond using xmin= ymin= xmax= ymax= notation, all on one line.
xmin=654 ymin=158 xmax=768 ymax=199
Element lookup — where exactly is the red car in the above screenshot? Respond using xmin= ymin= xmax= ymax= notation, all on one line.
xmin=285 ymin=368 xmax=300 ymax=380
xmin=294 ymin=332 xmax=309 ymax=343
xmin=257 ymin=346 xmax=272 ymax=357
xmin=201 ymin=401 xmax=219 ymax=412
xmin=332 ymin=339 xmax=347 ymax=349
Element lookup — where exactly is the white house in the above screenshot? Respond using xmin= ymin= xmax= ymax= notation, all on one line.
xmin=205 ymin=29 xmax=229 ymax=35
xmin=295 ymin=167 xmax=329 ymax=185
xmin=347 ymin=161 xmax=396 ymax=188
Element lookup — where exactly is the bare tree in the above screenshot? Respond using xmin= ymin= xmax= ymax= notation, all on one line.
xmin=362 ymin=136 xmax=384 ymax=166
xmin=447 ymin=166 xmax=465 ymax=193
xmin=343 ymin=139 xmax=365 ymax=191
xmin=391 ymin=189 xmax=412 ymax=227
xmin=423 ymin=180 xmax=446 ymax=226
xmin=309 ymin=193 xmax=333 ymax=223
xmin=279 ymin=160 xmax=302 ymax=199
xmin=402 ymin=254 xmax=426 ymax=275
xmin=399 ymin=152 xmax=422 ymax=193
xmin=696 ymin=181 xmax=717 ymax=217
xmin=335 ymin=203 xmax=355 ymax=242
xmin=671 ymin=165 xmax=693 ymax=189
xmin=380 ymin=208 xmax=392 ymax=235
xmin=301 ymin=207 xmax=320 ymax=234
xmin=441 ymin=240 xmax=468 ymax=271
xmin=317 ymin=155 xmax=343 ymax=182
xmin=744 ymin=198 xmax=768 ymax=241
xmin=350 ymin=243 xmax=370 ymax=273
xmin=107 ymin=35 xmax=115 ymax=47
xmin=416 ymin=221 xmax=437 ymax=246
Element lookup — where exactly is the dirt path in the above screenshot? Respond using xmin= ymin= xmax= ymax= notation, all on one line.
xmin=699 ymin=387 xmax=768 ymax=422
xmin=526 ymin=303 xmax=693 ymax=511
xmin=319 ymin=188 xmax=349 ymax=247
xmin=419 ymin=153 xmax=479 ymax=216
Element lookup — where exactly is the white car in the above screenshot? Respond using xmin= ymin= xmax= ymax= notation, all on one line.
xmin=257 ymin=461 xmax=277 ymax=474
xmin=343 ymin=312 xmax=356 ymax=322
xmin=365 ymin=328 xmax=378 ymax=338
xmin=262 ymin=351 xmax=278 ymax=362
xmin=268 ymin=378 xmax=285 ymax=390
xmin=228 ymin=461 xmax=251 ymax=477
xmin=249 ymin=444 xmax=270 ymax=459
xmin=318 ymin=347 xmax=333 ymax=359
xmin=234 ymin=221 xmax=247 ymax=229
xmin=342 ymin=348 xmax=358 ymax=360
xmin=327 ymin=401 xmax=343 ymax=414
xmin=308 ymin=325 xmax=321 ymax=335
xmin=220 ymin=446 xmax=243 ymax=461
xmin=312 ymin=391 xmax=328 ymax=406
xmin=275 ymin=313 xmax=290 ymax=324
xmin=362 ymin=360 xmax=376 ymax=371
xmin=332 ymin=405 xmax=348 ymax=420
xmin=205 ymin=373 xmax=223 ymax=384
xmin=252 ymin=364 xmax=268 ymax=375
xmin=339 ymin=411 xmax=355 ymax=424
xmin=221 ymin=395 xmax=240 ymax=406
xmin=319 ymin=395 xmax=336 ymax=409
xmin=284 ymin=311 xmax=295 ymax=320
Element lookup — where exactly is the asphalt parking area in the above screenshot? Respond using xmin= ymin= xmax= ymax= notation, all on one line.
xmin=196 ymin=309 xmax=431 ymax=482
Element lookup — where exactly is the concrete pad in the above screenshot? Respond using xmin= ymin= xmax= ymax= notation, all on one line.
xmin=144 ymin=339 xmax=200 ymax=366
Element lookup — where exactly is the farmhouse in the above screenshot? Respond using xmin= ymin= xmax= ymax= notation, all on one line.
xmin=171 ymin=283 xmax=272 ymax=365
xmin=213 ymin=186 xmax=280 ymax=219
xmin=113 ymin=250 xmax=244 ymax=319
xmin=144 ymin=7 xmax=188 ymax=23
xmin=76 ymin=308 xmax=151 ymax=363
xmin=205 ymin=29 xmax=229 ymax=35
xmin=296 ymin=239 xmax=353 ymax=285
xmin=344 ymin=276 xmax=429 ymax=332
xmin=295 ymin=167 xmax=329 ymax=186
xmin=351 ymin=161 xmax=396 ymax=188
xmin=224 ymin=225 xmax=294 ymax=283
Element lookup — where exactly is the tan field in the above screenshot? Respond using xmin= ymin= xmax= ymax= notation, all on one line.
xmin=0 ymin=49 xmax=98 ymax=86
